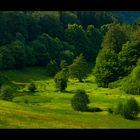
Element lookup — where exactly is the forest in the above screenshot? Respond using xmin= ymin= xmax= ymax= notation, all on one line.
xmin=0 ymin=11 xmax=140 ymax=128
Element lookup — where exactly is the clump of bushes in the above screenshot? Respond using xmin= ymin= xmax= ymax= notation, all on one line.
xmin=0 ymin=85 xmax=14 ymax=101
xmin=0 ymin=74 xmax=9 ymax=88
xmin=88 ymin=107 xmax=102 ymax=112
xmin=122 ymin=65 xmax=140 ymax=95
xmin=71 ymin=89 xmax=89 ymax=112
xmin=54 ymin=68 xmax=68 ymax=92
xmin=28 ymin=82 xmax=37 ymax=93
xmin=122 ymin=98 xmax=139 ymax=120
xmin=108 ymin=97 xmax=139 ymax=120
xmin=47 ymin=60 xmax=59 ymax=76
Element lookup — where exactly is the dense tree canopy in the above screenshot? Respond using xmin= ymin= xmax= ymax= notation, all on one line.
xmin=69 ymin=54 xmax=89 ymax=82
xmin=94 ymin=24 xmax=132 ymax=87
xmin=0 ymin=11 xmax=139 ymax=91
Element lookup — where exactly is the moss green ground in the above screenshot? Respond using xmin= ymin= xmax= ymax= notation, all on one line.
xmin=0 ymin=67 xmax=140 ymax=128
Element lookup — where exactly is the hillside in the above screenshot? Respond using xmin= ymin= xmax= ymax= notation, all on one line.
xmin=0 ymin=68 xmax=140 ymax=128
xmin=0 ymin=11 xmax=140 ymax=128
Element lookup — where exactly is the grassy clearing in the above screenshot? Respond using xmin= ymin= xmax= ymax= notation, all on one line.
xmin=0 ymin=67 xmax=140 ymax=128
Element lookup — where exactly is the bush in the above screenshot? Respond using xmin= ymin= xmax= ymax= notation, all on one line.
xmin=47 ymin=60 xmax=59 ymax=76
xmin=122 ymin=65 xmax=140 ymax=95
xmin=122 ymin=97 xmax=139 ymax=120
xmin=54 ymin=68 xmax=68 ymax=92
xmin=108 ymin=108 xmax=113 ymax=114
xmin=55 ymin=78 xmax=67 ymax=92
xmin=88 ymin=107 xmax=102 ymax=112
xmin=114 ymin=101 xmax=124 ymax=115
xmin=0 ymin=85 xmax=13 ymax=101
xmin=28 ymin=82 xmax=36 ymax=93
xmin=111 ymin=98 xmax=139 ymax=120
xmin=71 ymin=89 xmax=89 ymax=112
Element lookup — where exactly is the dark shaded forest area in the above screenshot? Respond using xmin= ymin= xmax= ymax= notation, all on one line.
xmin=0 ymin=11 xmax=140 ymax=90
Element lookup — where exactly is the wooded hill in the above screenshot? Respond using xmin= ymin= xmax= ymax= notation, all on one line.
xmin=0 ymin=11 xmax=140 ymax=91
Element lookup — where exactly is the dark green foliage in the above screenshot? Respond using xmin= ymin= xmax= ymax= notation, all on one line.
xmin=0 ymin=85 xmax=13 ymax=101
xmin=94 ymin=24 xmax=131 ymax=87
xmin=88 ymin=107 xmax=102 ymax=112
xmin=122 ymin=65 xmax=140 ymax=95
xmin=9 ymin=40 xmax=27 ymax=69
xmin=60 ymin=60 xmax=68 ymax=70
xmin=25 ymin=47 xmax=36 ymax=66
xmin=71 ymin=89 xmax=89 ymax=112
xmin=0 ymin=11 xmax=124 ymax=71
xmin=118 ymin=41 xmax=140 ymax=76
xmin=114 ymin=101 xmax=124 ymax=115
xmin=24 ymin=99 xmax=29 ymax=104
xmin=76 ymin=11 xmax=117 ymax=29
xmin=30 ymin=38 xmax=49 ymax=67
xmin=100 ymin=23 xmax=113 ymax=35
xmin=54 ymin=68 xmax=68 ymax=92
xmin=101 ymin=24 xmax=130 ymax=53
xmin=0 ymin=12 xmax=28 ymax=45
xmin=94 ymin=48 xmax=119 ymax=87
xmin=0 ymin=46 xmax=15 ymax=69
xmin=0 ymin=73 xmax=9 ymax=88
xmin=61 ymin=44 xmax=74 ymax=64
xmin=47 ymin=60 xmax=59 ymax=76
xmin=86 ymin=25 xmax=103 ymax=50
xmin=65 ymin=24 xmax=91 ymax=61
xmin=122 ymin=78 xmax=140 ymax=95
xmin=28 ymin=82 xmax=37 ymax=93
xmin=108 ymin=77 xmax=127 ymax=89
xmin=31 ymin=33 xmax=63 ymax=66
xmin=112 ymin=11 xmax=140 ymax=24
xmin=108 ymin=108 xmax=114 ymax=114
xmin=137 ymin=58 xmax=140 ymax=65
xmin=86 ymin=25 xmax=103 ymax=61
xmin=69 ymin=54 xmax=89 ymax=82
xmin=122 ymin=98 xmax=139 ymax=120
xmin=38 ymin=12 xmax=64 ymax=40
xmin=0 ymin=11 xmax=139 ymax=85
xmin=59 ymin=11 xmax=79 ymax=28
xmin=109 ymin=98 xmax=139 ymax=120
xmin=131 ymin=25 xmax=140 ymax=42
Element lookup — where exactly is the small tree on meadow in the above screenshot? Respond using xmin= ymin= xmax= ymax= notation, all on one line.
xmin=69 ymin=54 xmax=89 ymax=82
xmin=71 ymin=89 xmax=89 ymax=112
xmin=54 ymin=68 xmax=68 ymax=92
xmin=122 ymin=97 xmax=139 ymax=120
xmin=28 ymin=82 xmax=36 ymax=93
xmin=0 ymin=85 xmax=13 ymax=101
xmin=111 ymin=97 xmax=139 ymax=120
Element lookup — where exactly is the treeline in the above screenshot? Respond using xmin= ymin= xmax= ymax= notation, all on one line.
xmin=94 ymin=22 xmax=140 ymax=94
xmin=111 ymin=11 xmax=140 ymax=24
xmin=0 ymin=11 xmax=118 ymax=71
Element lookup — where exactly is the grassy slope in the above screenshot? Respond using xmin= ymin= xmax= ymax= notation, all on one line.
xmin=0 ymin=67 xmax=140 ymax=128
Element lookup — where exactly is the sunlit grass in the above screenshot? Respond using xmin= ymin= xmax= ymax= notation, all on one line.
xmin=0 ymin=67 xmax=140 ymax=128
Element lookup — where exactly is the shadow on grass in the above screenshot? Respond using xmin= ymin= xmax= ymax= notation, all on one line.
xmin=84 ymin=80 xmax=96 ymax=84
xmin=133 ymin=117 xmax=140 ymax=121
xmin=54 ymin=90 xmax=75 ymax=94
xmin=87 ymin=107 xmax=103 ymax=112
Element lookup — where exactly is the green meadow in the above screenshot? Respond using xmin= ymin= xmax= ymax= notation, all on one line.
xmin=0 ymin=67 xmax=140 ymax=128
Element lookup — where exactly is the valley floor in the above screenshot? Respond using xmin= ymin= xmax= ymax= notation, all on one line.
xmin=0 ymin=67 xmax=140 ymax=128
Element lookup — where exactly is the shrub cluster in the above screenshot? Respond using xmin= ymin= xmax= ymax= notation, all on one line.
xmin=108 ymin=97 xmax=139 ymax=120
xmin=0 ymin=85 xmax=13 ymax=101
xmin=28 ymin=82 xmax=37 ymax=93
xmin=71 ymin=89 xmax=89 ymax=112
